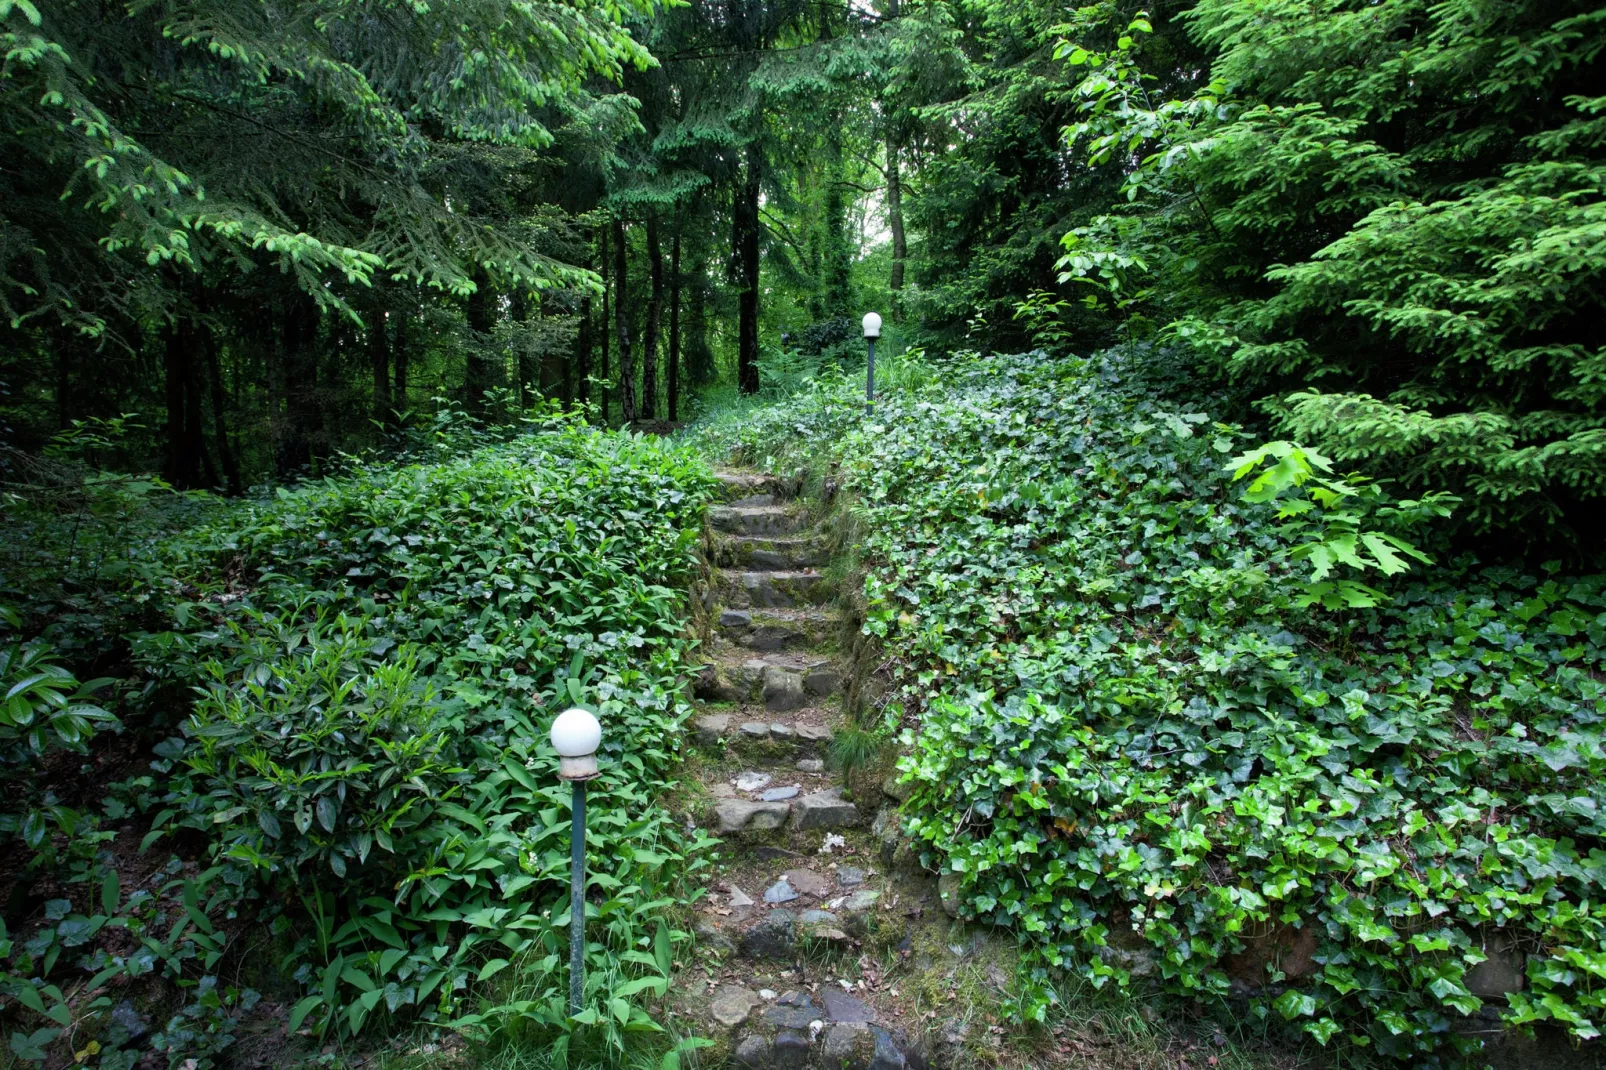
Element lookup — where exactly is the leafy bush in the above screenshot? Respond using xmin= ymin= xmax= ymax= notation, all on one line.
xmin=702 ymin=349 xmax=1606 ymax=1065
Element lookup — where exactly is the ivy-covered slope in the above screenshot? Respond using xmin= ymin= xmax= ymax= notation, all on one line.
xmin=1 ymin=416 xmax=717 ymax=1065
xmin=696 ymin=351 xmax=1606 ymax=1065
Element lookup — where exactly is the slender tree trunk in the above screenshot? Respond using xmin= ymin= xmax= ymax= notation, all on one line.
xmin=736 ymin=144 xmax=762 ymax=394
xmin=391 ymin=311 xmax=409 ymax=426
xmin=824 ymin=128 xmax=850 ymax=319
xmin=465 ymin=268 xmax=497 ymax=417
xmin=163 ymin=318 xmax=213 ymax=489
xmin=577 ymin=292 xmax=592 ymax=409
xmin=280 ymin=293 xmax=320 ymax=477
xmin=613 ymin=217 xmax=638 ymax=422
xmin=600 ymin=225 xmax=612 ymax=424
xmin=668 ymin=228 xmax=681 ymax=422
xmin=888 ymin=136 xmax=907 ymax=297
xmin=205 ymin=326 xmax=242 ymax=494
xmin=642 ymin=217 xmax=663 ymax=421
xmin=370 ymin=308 xmax=391 ymax=426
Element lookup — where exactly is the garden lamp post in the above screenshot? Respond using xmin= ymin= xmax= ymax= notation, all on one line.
xmin=551 ymin=707 xmax=602 ymax=1017
xmin=862 ymin=311 xmax=881 ymax=414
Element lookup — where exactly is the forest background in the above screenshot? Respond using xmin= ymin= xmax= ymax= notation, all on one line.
xmin=3 ymin=0 xmax=1605 ymax=1065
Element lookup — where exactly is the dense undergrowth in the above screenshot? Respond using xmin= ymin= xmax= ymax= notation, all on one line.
xmin=0 ymin=412 xmax=716 ymax=1067
xmin=691 ymin=349 xmax=1606 ymax=1066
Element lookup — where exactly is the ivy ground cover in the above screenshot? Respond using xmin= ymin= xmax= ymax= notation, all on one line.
xmin=1 ymin=415 xmax=716 ymax=1065
xmin=703 ymin=351 xmax=1606 ymax=1066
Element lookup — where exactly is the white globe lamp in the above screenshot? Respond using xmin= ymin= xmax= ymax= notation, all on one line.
xmin=551 ymin=707 xmax=602 ymax=781
xmin=861 ymin=311 xmax=882 ymax=339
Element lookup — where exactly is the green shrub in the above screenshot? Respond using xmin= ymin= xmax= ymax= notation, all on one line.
xmin=703 ymin=348 xmax=1606 ymax=1066
xmin=172 ymin=614 xmax=466 ymax=883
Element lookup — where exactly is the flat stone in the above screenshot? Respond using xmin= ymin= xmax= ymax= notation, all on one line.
xmin=781 ymin=868 xmax=833 ymax=897
xmin=837 ymin=866 xmax=866 ymax=888
xmin=870 ymin=1025 xmax=907 ymax=1070
xmin=764 ymin=996 xmax=824 ymax=1030
xmin=770 ymin=722 xmax=796 ymax=739
xmin=840 ymin=889 xmax=881 ymax=913
xmin=720 ymin=609 xmax=754 ymax=628
xmin=796 ymin=758 xmax=825 ymax=773
xmin=693 ymin=918 xmax=734 ymax=954
xmin=759 ymin=988 xmax=777 ymax=999
xmin=746 ymin=626 xmax=801 ymax=651
xmin=793 ymin=788 xmax=860 ymax=830
xmin=709 ymin=985 xmax=760 ymax=1028
xmin=795 ymin=724 xmax=833 ymax=742
xmin=761 ymin=786 xmax=800 ymax=802
xmin=736 ymin=772 xmax=773 ymax=792
xmin=773 ymin=1030 xmax=810 ymax=1069
xmin=733 ymin=1034 xmax=769 ymax=1068
xmin=717 ymin=800 xmax=791 ymax=833
xmin=811 ymin=926 xmax=852 ymax=945
xmin=1467 ymin=932 xmax=1526 ymax=997
xmin=762 ymin=667 xmax=808 ymax=712
xmin=766 ymin=878 xmax=801 ymax=903
xmin=740 ymin=721 xmax=772 ymax=738
xmin=728 ymin=885 xmax=755 ymax=908
xmin=822 ymin=1022 xmax=873 ymax=1069
xmin=799 ymin=909 xmax=838 ymax=924
xmin=881 ymin=774 xmax=911 ymax=803
xmin=693 ymin=713 xmax=730 ymax=745
xmin=821 ymin=989 xmax=874 ymax=1024
xmin=804 ymin=669 xmax=842 ymax=696
xmin=740 ymin=910 xmax=797 ymax=959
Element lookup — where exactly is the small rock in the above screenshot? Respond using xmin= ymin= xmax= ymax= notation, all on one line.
xmin=693 ymin=713 xmax=730 ymax=745
xmin=740 ymin=910 xmax=797 ymax=959
xmin=764 ymin=996 xmax=824 ymax=1030
xmin=761 ymin=785 xmax=800 ymax=802
xmin=837 ymin=866 xmax=867 ymax=888
xmin=766 ymin=878 xmax=801 ymax=903
xmin=937 ymin=872 xmax=964 ymax=919
xmin=720 ymin=609 xmax=754 ymax=628
xmin=762 ymin=667 xmax=808 ymax=712
xmin=811 ymin=926 xmax=852 ymax=945
xmin=781 ymin=868 xmax=833 ymax=897
xmin=793 ymin=788 xmax=861 ymax=830
xmin=741 ymin=722 xmax=772 ymax=739
xmin=717 ymin=799 xmax=791 ymax=833
xmin=109 ymin=1000 xmax=151 ymax=1043
xmin=880 ymin=774 xmax=911 ymax=803
xmin=796 ymin=758 xmax=825 ymax=773
xmin=822 ymin=988 xmax=875 ymax=1024
xmin=728 ymin=886 xmax=755 ymax=907
xmin=770 ymin=722 xmax=797 ymax=739
xmin=709 ymin=985 xmax=760 ymax=1028
xmin=799 ymin=909 xmax=838 ymax=924
xmin=734 ymin=1034 xmax=770 ymax=1068
xmin=774 ymin=1030 xmax=810 ymax=1069
xmin=796 ymin=724 xmax=833 ymax=742
xmin=736 ymin=771 xmax=773 ymax=792
xmin=804 ymin=669 xmax=842 ymax=696
xmin=693 ymin=918 xmax=735 ymax=954
xmin=759 ymin=988 xmax=778 ymax=1000
xmin=840 ymin=889 xmax=881 ymax=913
xmin=870 ymin=1026 xmax=908 ymax=1070
xmin=822 ymin=1023 xmax=873 ymax=1070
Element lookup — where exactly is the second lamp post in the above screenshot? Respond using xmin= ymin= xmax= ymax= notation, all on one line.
xmin=862 ymin=311 xmax=881 ymax=414
xmin=550 ymin=707 xmax=602 ymax=1018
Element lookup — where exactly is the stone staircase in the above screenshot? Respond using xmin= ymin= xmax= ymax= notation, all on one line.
xmin=681 ymin=468 xmax=935 ymax=1070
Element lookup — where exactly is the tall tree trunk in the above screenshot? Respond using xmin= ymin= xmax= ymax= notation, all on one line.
xmin=642 ymin=217 xmax=663 ymax=421
xmin=823 ymin=127 xmax=850 ymax=319
xmin=370 ymin=307 xmax=391 ymax=426
xmin=279 ymin=293 xmax=320 ymax=477
xmin=204 ymin=325 xmax=242 ymax=494
xmin=888 ymin=136 xmax=907 ymax=298
xmin=511 ymin=291 xmax=536 ymax=410
xmin=391 ymin=311 xmax=409 ymax=426
xmin=577 ymin=292 xmax=592 ymax=409
xmin=613 ymin=217 xmax=638 ymax=422
xmin=464 ymin=268 xmax=497 ymax=417
xmin=736 ymin=144 xmax=762 ymax=394
xmin=163 ymin=317 xmax=213 ymax=489
xmin=668 ymin=228 xmax=681 ymax=423
xmin=600 ymin=225 xmax=612 ymax=424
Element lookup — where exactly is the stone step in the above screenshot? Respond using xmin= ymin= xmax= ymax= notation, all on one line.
xmin=710 ymin=504 xmax=807 ymax=537
xmin=717 ymin=608 xmax=841 ymax=652
xmin=714 ymin=533 xmax=828 ymax=571
xmin=695 ymin=656 xmax=843 ymax=710
xmin=712 ymin=469 xmax=789 ymax=504
xmin=710 ymin=786 xmax=861 ymax=834
xmin=721 ymin=569 xmax=830 ymax=609
xmin=692 ymin=712 xmax=835 ymax=747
